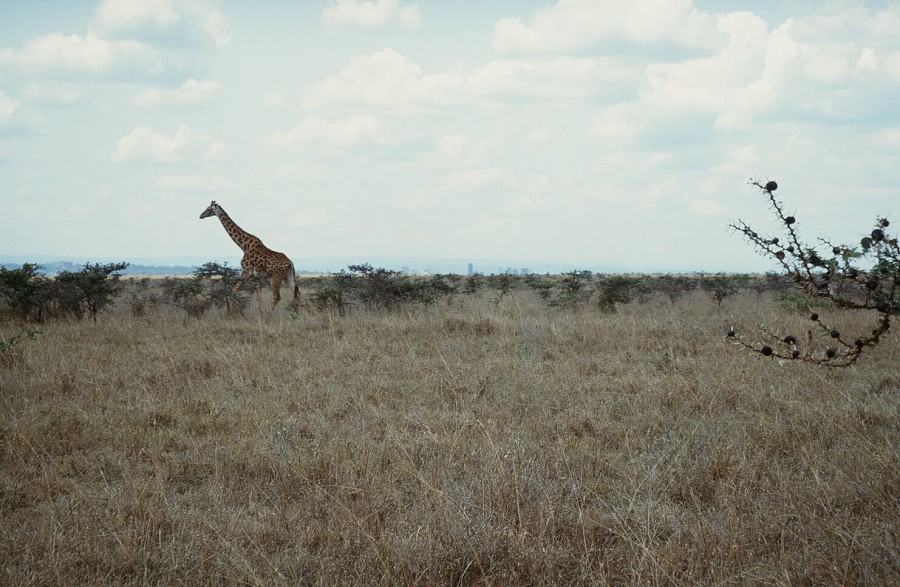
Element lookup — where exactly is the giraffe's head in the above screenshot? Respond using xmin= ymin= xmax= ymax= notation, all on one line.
xmin=200 ymin=201 xmax=221 ymax=220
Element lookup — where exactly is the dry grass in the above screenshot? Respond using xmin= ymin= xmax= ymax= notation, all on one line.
xmin=1 ymin=285 xmax=898 ymax=585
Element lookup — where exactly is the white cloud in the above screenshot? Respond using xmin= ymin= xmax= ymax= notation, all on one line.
xmin=22 ymin=83 xmax=89 ymax=106
xmin=94 ymin=0 xmax=181 ymax=31
xmin=493 ymin=0 xmax=715 ymax=54
xmin=322 ymin=0 xmax=421 ymax=30
xmin=158 ymin=174 xmax=226 ymax=191
xmin=302 ymin=48 xmax=432 ymax=109
xmin=0 ymin=32 xmax=160 ymax=76
xmin=114 ymin=124 xmax=224 ymax=163
xmin=93 ymin=0 xmax=230 ymax=47
xmin=0 ymin=91 xmax=20 ymax=120
xmin=135 ymin=78 xmax=218 ymax=106
xmin=871 ymin=128 xmax=900 ymax=150
xmin=263 ymin=91 xmax=286 ymax=108
xmin=445 ymin=166 xmax=511 ymax=191
xmin=265 ymin=116 xmax=381 ymax=150
xmin=303 ymin=48 xmax=631 ymax=112
xmin=589 ymin=4 xmax=900 ymax=143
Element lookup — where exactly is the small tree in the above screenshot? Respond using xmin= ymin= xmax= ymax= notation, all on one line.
xmin=160 ymin=277 xmax=210 ymax=318
xmin=193 ymin=261 xmax=247 ymax=315
xmin=728 ymin=179 xmax=897 ymax=366
xmin=547 ymin=270 xmax=593 ymax=308
xmin=312 ymin=270 xmax=354 ymax=315
xmin=52 ymin=262 xmax=129 ymax=321
xmin=0 ymin=264 xmax=49 ymax=321
xmin=596 ymin=275 xmax=640 ymax=313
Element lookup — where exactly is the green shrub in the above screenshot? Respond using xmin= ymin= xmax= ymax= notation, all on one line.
xmin=0 ymin=262 xmax=127 ymax=322
xmin=0 ymin=264 xmax=49 ymax=321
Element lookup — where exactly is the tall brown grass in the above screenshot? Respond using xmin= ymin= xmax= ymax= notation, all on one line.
xmin=1 ymin=284 xmax=898 ymax=585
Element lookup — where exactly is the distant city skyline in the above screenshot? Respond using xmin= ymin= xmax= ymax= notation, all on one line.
xmin=2 ymin=1 xmax=899 ymax=273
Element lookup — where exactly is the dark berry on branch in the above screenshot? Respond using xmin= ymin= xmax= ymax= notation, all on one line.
xmin=783 ymin=335 xmax=796 ymax=344
xmin=765 ymin=181 xmax=778 ymax=192
xmin=810 ymin=313 xmax=819 ymax=321
xmin=786 ymin=246 xmax=795 ymax=253
xmin=871 ymin=229 xmax=884 ymax=241
xmin=761 ymin=346 xmax=773 ymax=356
xmin=775 ymin=251 xmax=785 ymax=260
xmin=785 ymin=216 xmax=796 ymax=225
xmin=832 ymin=247 xmax=841 ymax=255
xmin=771 ymin=237 xmax=779 ymax=244
xmin=880 ymin=218 xmax=890 ymax=227
xmin=826 ymin=348 xmax=837 ymax=359
xmin=791 ymin=349 xmax=800 ymax=358
xmin=830 ymin=330 xmax=840 ymax=338
xmin=854 ymin=339 xmax=864 ymax=348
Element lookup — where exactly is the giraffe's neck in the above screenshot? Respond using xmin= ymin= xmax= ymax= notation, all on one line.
xmin=216 ymin=208 xmax=259 ymax=252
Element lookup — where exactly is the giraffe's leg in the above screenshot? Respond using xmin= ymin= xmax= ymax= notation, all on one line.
xmin=235 ymin=257 xmax=252 ymax=295
xmin=232 ymin=274 xmax=245 ymax=295
xmin=270 ymin=274 xmax=282 ymax=309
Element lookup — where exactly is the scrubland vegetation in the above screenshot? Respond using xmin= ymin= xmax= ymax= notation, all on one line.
xmin=1 ymin=271 xmax=897 ymax=585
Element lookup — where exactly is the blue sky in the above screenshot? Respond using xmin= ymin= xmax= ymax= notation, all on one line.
xmin=1 ymin=0 xmax=898 ymax=272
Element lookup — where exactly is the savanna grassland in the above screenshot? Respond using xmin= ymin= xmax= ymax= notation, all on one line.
xmin=1 ymin=277 xmax=898 ymax=586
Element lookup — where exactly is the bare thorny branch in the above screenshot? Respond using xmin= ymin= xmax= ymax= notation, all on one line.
xmin=727 ymin=179 xmax=898 ymax=367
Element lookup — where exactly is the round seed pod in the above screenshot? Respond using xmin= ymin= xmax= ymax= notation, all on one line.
xmin=825 ymin=348 xmax=837 ymax=359
xmin=785 ymin=216 xmax=796 ymax=225
xmin=783 ymin=335 xmax=796 ymax=344
xmin=765 ymin=181 xmax=778 ymax=192
xmin=880 ymin=218 xmax=890 ymax=227
xmin=871 ymin=229 xmax=884 ymax=242
xmin=810 ymin=313 xmax=819 ymax=321
xmin=771 ymin=237 xmax=780 ymax=245
xmin=791 ymin=349 xmax=800 ymax=358
xmin=761 ymin=346 xmax=773 ymax=356
xmin=775 ymin=251 xmax=785 ymax=260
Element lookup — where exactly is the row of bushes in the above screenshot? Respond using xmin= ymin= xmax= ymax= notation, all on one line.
xmin=1 ymin=260 xmax=795 ymax=324
xmin=0 ymin=262 xmax=128 ymax=322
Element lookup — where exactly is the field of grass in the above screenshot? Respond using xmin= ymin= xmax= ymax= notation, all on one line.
xmin=1 ymin=281 xmax=898 ymax=585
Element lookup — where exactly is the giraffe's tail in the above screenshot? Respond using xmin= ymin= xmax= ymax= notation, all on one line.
xmin=291 ymin=261 xmax=300 ymax=300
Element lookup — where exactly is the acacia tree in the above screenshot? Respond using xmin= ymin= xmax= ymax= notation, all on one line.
xmin=728 ymin=179 xmax=897 ymax=366
xmin=52 ymin=262 xmax=129 ymax=321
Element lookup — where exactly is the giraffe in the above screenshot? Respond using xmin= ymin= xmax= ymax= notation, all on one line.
xmin=199 ymin=201 xmax=300 ymax=309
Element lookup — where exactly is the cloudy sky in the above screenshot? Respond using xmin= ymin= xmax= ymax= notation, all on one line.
xmin=1 ymin=0 xmax=898 ymax=272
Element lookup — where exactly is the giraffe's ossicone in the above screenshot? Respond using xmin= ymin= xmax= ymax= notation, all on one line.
xmin=200 ymin=201 xmax=300 ymax=309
